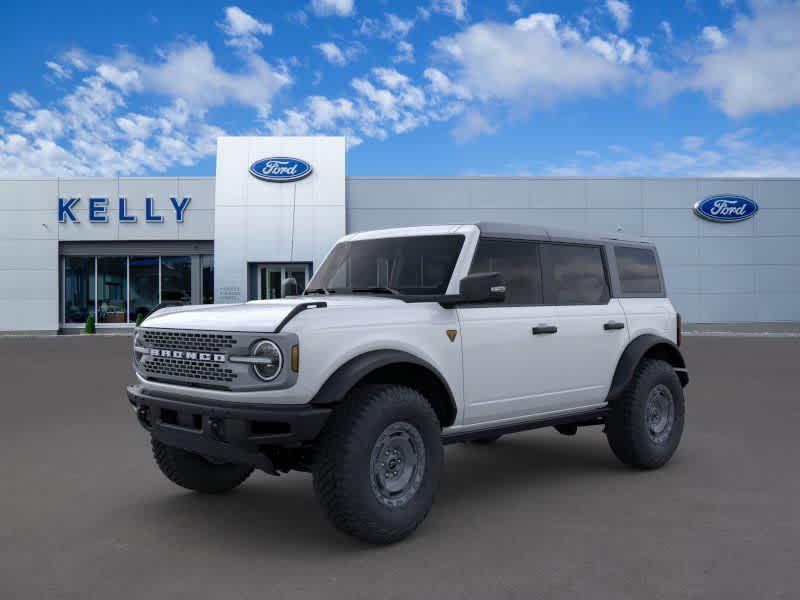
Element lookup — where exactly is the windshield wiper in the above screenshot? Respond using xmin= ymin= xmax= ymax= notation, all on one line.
xmin=304 ymin=287 xmax=332 ymax=295
xmin=350 ymin=287 xmax=401 ymax=295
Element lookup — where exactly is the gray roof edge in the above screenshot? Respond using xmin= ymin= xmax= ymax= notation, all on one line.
xmin=474 ymin=221 xmax=652 ymax=246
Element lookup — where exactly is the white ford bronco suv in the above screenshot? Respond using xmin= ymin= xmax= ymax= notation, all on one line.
xmin=127 ymin=222 xmax=688 ymax=544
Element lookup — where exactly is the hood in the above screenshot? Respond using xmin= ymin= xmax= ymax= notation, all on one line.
xmin=141 ymin=295 xmax=399 ymax=333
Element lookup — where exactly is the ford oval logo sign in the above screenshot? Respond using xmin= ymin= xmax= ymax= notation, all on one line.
xmin=249 ymin=157 xmax=312 ymax=183
xmin=693 ymin=195 xmax=758 ymax=223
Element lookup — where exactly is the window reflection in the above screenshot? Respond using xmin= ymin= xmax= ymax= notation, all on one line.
xmin=201 ymin=255 xmax=214 ymax=304
xmin=130 ymin=256 xmax=159 ymax=321
xmin=161 ymin=256 xmax=191 ymax=304
xmin=97 ymin=257 xmax=127 ymax=323
xmin=64 ymin=256 xmax=95 ymax=324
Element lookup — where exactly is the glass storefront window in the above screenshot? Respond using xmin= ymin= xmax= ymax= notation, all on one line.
xmin=64 ymin=256 xmax=95 ymax=324
xmin=129 ymin=256 xmax=159 ymax=321
xmin=97 ymin=257 xmax=127 ymax=323
xmin=161 ymin=256 xmax=191 ymax=305
xmin=201 ymin=255 xmax=214 ymax=304
xmin=62 ymin=253 xmax=211 ymax=326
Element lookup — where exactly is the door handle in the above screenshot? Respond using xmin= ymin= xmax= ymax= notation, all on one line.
xmin=532 ymin=325 xmax=558 ymax=335
xmin=604 ymin=321 xmax=625 ymax=331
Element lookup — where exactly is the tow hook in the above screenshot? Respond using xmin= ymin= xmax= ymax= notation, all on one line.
xmin=136 ymin=405 xmax=151 ymax=427
xmin=208 ymin=417 xmax=224 ymax=441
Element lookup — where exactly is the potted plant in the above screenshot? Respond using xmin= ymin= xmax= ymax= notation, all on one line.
xmin=84 ymin=314 xmax=96 ymax=334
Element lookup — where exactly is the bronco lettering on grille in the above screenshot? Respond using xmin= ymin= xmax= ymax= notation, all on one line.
xmin=149 ymin=349 xmax=227 ymax=362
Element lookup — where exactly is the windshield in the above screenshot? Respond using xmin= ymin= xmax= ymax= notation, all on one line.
xmin=307 ymin=235 xmax=465 ymax=296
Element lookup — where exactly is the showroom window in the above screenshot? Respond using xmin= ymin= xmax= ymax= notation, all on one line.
xmin=161 ymin=256 xmax=192 ymax=304
xmin=201 ymin=255 xmax=214 ymax=304
xmin=129 ymin=256 xmax=159 ymax=322
xmin=61 ymin=254 xmax=214 ymax=327
xmin=97 ymin=257 xmax=127 ymax=323
xmin=63 ymin=256 xmax=96 ymax=324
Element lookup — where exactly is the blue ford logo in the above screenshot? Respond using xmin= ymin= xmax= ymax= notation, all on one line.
xmin=693 ymin=195 xmax=758 ymax=223
xmin=249 ymin=157 xmax=312 ymax=183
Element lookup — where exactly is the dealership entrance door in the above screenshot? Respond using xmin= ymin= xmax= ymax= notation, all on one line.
xmin=255 ymin=263 xmax=311 ymax=299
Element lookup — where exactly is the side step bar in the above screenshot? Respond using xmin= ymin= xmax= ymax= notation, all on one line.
xmin=441 ymin=407 xmax=608 ymax=445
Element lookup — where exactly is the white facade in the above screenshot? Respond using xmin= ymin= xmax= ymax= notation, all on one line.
xmin=213 ymin=136 xmax=346 ymax=304
xmin=0 ymin=136 xmax=798 ymax=333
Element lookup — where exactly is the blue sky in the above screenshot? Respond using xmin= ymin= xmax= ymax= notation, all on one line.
xmin=1 ymin=0 xmax=798 ymax=177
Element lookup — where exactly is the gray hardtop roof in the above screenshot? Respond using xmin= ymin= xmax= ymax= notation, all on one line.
xmin=474 ymin=221 xmax=653 ymax=246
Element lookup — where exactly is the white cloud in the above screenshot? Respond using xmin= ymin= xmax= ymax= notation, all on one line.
xmin=423 ymin=67 xmax=472 ymax=100
xmin=266 ymin=66 xmax=463 ymax=145
xmin=0 ymin=34 xmax=289 ymax=175
xmin=359 ymin=13 xmax=415 ymax=40
xmin=45 ymin=61 xmax=71 ymax=80
xmin=546 ymin=128 xmax=800 ymax=177
xmin=9 ymin=91 xmax=38 ymax=111
xmin=691 ymin=1 xmax=800 ymax=116
xmin=96 ymin=64 xmax=142 ymax=93
xmin=660 ymin=20 xmax=673 ymax=43
xmin=507 ymin=1 xmax=522 ymax=16
xmin=701 ymin=25 xmax=728 ymax=49
xmin=314 ymin=42 xmax=363 ymax=66
xmin=432 ymin=13 xmax=638 ymax=107
xmin=310 ymin=0 xmax=354 ymax=17
xmin=681 ymin=135 xmax=705 ymax=152
xmin=451 ymin=110 xmax=496 ymax=142
xmin=430 ymin=0 xmax=468 ymax=21
xmin=139 ymin=42 xmax=290 ymax=116
xmin=720 ymin=0 xmax=736 ymax=7
xmin=218 ymin=6 xmax=272 ymax=51
xmin=386 ymin=14 xmax=414 ymax=38
xmin=393 ymin=41 xmax=415 ymax=63
xmin=606 ymin=0 xmax=632 ymax=33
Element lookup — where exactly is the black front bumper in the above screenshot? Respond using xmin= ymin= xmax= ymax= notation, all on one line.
xmin=127 ymin=385 xmax=331 ymax=472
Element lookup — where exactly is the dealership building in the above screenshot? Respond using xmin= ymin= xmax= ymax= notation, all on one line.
xmin=1 ymin=135 xmax=798 ymax=334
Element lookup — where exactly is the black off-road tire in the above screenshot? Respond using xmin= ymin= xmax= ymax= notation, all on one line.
xmin=151 ymin=438 xmax=254 ymax=493
xmin=605 ymin=359 xmax=685 ymax=470
xmin=312 ymin=384 xmax=444 ymax=544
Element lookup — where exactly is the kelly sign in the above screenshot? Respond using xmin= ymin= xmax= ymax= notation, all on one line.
xmin=58 ymin=197 xmax=191 ymax=223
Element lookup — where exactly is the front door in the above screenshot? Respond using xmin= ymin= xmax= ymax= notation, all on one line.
xmin=257 ymin=263 xmax=310 ymax=299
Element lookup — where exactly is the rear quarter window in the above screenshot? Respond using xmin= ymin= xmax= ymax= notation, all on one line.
xmin=615 ymin=246 xmax=663 ymax=295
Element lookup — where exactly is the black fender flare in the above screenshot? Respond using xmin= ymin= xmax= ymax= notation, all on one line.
xmin=606 ymin=334 xmax=688 ymax=404
xmin=310 ymin=349 xmax=458 ymax=426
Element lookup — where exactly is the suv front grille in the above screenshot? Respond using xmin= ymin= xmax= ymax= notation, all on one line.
xmin=143 ymin=356 xmax=238 ymax=384
xmin=142 ymin=330 xmax=237 ymax=353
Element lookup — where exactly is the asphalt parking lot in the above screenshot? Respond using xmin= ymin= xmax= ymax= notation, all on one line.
xmin=1 ymin=335 xmax=798 ymax=599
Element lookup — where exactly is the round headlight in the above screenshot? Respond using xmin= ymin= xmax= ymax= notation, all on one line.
xmin=252 ymin=340 xmax=283 ymax=381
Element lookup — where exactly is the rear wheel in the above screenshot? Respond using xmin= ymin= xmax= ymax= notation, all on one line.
xmin=605 ymin=359 xmax=685 ymax=469
xmin=151 ymin=438 xmax=254 ymax=493
xmin=313 ymin=384 xmax=443 ymax=544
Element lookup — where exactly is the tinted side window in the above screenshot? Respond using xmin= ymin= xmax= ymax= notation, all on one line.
xmin=541 ymin=243 xmax=610 ymax=305
xmin=615 ymin=246 xmax=662 ymax=295
xmin=469 ymin=239 xmax=542 ymax=305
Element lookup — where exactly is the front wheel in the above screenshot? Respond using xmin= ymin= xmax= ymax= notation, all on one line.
xmin=151 ymin=438 xmax=254 ymax=493
xmin=313 ymin=384 xmax=443 ymax=544
xmin=605 ymin=359 xmax=685 ymax=469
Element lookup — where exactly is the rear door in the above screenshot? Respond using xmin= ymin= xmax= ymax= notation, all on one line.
xmin=539 ymin=242 xmax=629 ymax=409
xmin=457 ymin=238 xmax=566 ymax=425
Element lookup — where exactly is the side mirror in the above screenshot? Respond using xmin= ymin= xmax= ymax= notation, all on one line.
xmin=282 ymin=277 xmax=299 ymax=297
xmin=458 ymin=272 xmax=506 ymax=304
